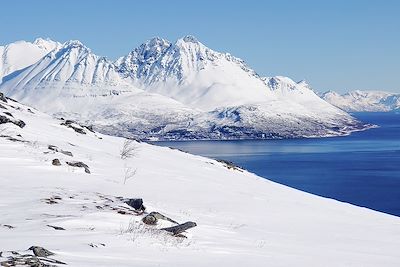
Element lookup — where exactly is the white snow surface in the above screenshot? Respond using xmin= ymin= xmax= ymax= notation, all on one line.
xmin=0 ymin=96 xmax=399 ymax=267
xmin=0 ymin=37 xmax=369 ymax=140
xmin=321 ymin=90 xmax=400 ymax=112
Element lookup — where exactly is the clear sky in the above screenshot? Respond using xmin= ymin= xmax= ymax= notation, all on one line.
xmin=1 ymin=0 xmax=399 ymax=93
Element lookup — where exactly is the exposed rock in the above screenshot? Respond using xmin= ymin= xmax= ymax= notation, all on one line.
xmin=161 ymin=221 xmax=197 ymax=235
xmin=216 ymin=159 xmax=243 ymax=172
xmin=125 ymin=198 xmax=146 ymax=211
xmin=13 ymin=120 xmax=26 ymax=128
xmin=66 ymin=161 xmax=90 ymax=174
xmin=0 ymin=115 xmax=25 ymax=128
xmin=142 ymin=211 xmax=179 ymax=225
xmin=88 ymin=243 xmax=105 ymax=248
xmin=111 ymin=206 xmax=142 ymax=216
xmin=0 ymin=115 xmax=12 ymax=125
xmin=2 ymin=112 xmax=12 ymax=117
xmin=14 ymin=119 xmax=26 ymax=128
xmin=42 ymin=196 xmax=60 ymax=204
xmin=48 ymin=145 xmax=73 ymax=157
xmin=28 ymin=246 xmax=54 ymax=257
xmin=52 ymin=159 xmax=61 ymax=166
xmin=142 ymin=214 xmax=157 ymax=225
xmin=5 ymin=97 xmax=17 ymax=103
xmin=60 ymin=120 xmax=87 ymax=135
xmin=0 ymin=104 xmax=6 ymax=109
xmin=0 ymin=251 xmax=66 ymax=266
xmin=0 ymin=93 xmax=7 ymax=103
xmin=47 ymin=225 xmax=65 ymax=231
xmin=0 ymin=135 xmax=28 ymax=143
xmin=1 ymin=224 xmax=15 ymax=229
xmin=85 ymin=125 xmax=95 ymax=132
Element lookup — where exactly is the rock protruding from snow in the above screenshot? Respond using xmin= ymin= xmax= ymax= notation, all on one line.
xmin=0 ymin=92 xmax=7 ymax=102
xmin=161 ymin=221 xmax=197 ymax=235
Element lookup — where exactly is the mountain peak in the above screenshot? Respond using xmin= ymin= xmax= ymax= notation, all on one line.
xmin=182 ymin=35 xmax=199 ymax=43
xmin=63 ymin=39 xmax=87 ymax=49
xmin=137 ymin=37 xmax=171 ymax=57
xmin=146 ymin=36 xmax=170 ymax=46
xmin=33 ymin=37 xmax=53 ymax=45
xmin=175 ymin=35 xmax=205 ymax=49
xmin=32 ymin=37 xmax=61 ymax=52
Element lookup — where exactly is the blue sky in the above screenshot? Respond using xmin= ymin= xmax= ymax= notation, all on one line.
xmin=1 ymin=0 xmax=399 ymax=93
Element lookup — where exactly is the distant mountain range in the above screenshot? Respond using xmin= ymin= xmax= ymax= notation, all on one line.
xmin=321 ymin=90 xmax=400 ymax=112
xmin=0 ymin=36 xmax=369 ymax=140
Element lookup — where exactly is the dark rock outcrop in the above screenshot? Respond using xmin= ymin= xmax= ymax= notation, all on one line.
xmin=0 ymin=135 xmax=29 ymax=143
xmin=0 ymin=246 xmax=66 ymax=266
xmin=1 ymin=224 xmax=15 ymax=229
xmin=52 ymin=159 xmax=61 ymax=166
xmin=0 ymin=93 xmax=7 ymax=103
xmin=28 ymin=246 xmax=54 ymax=257
xmin=47 ymin=225 xmax=65 ymax=231
xmin=48 ymin=145 xmax=73 ymax=157
xmin=3 ymin=112 xmax=12 ymax=117
xmin=125 ymin=198 xmax=146 ymax=211
xmin=60 ymin=120 xmax=86 ymax=135
xmin=161 ymin=221 xmax=197 ymax=235
xmin=216 ymin=159 xmax=243 ymax=171
xmin=142 ymin=212 xmax=179 ymax=225
xmin=0 ymin=115 xmax=25 ymax=128
xmin=66 ymin=161 xmax=90 ymax=174
xmin=13 ymin=119 xmax=26 ymax=128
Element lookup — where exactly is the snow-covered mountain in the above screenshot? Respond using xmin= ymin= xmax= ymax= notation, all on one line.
xmin=0 ymin=36 xmax=370 ymax=140
xmin=0 ymin=38 xmax=61 ymax=82
xmin=321 ymin=90 xmax=400 ymax=112
xmin=1 ymin=40 xmax=134 ymax=104
xmin=1 ymin=93 xmax=399 ymax=267
xmin=115 ymin=35 xmax=274 ymax=110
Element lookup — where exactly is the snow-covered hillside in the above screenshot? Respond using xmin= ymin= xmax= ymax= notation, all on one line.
xmin=0 ymin=37 xmax=370 ymax=140
xmin=321 ymin=90 xmax=400 ymax=112
xmin=0 ymin=38 xmax=61 ymax=82
xmin=1 ymin=94 xmax=400 ymax=267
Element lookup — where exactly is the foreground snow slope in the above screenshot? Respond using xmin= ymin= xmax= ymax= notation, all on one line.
xmin=0 ymin=97 xmax=399 ymax=266
xmin=0 ymin=37 xmax=368 ymax=140
xmin=321 ymin=90 xmax=400 ymax=112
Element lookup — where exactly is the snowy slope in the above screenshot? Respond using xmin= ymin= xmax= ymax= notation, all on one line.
xmin=0 ymin=38 xmax=61 ymax=82
xmin=321 ymin=90 xmax=400 ymax=112
xmin=0 ymin=37 xmax=370 ymax=140
xmin=1 ymin=95 xmax=400 ymax=267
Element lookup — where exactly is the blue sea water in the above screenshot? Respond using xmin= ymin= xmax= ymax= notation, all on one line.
xmin=155 ymin=112 xmax=400 ymax=217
